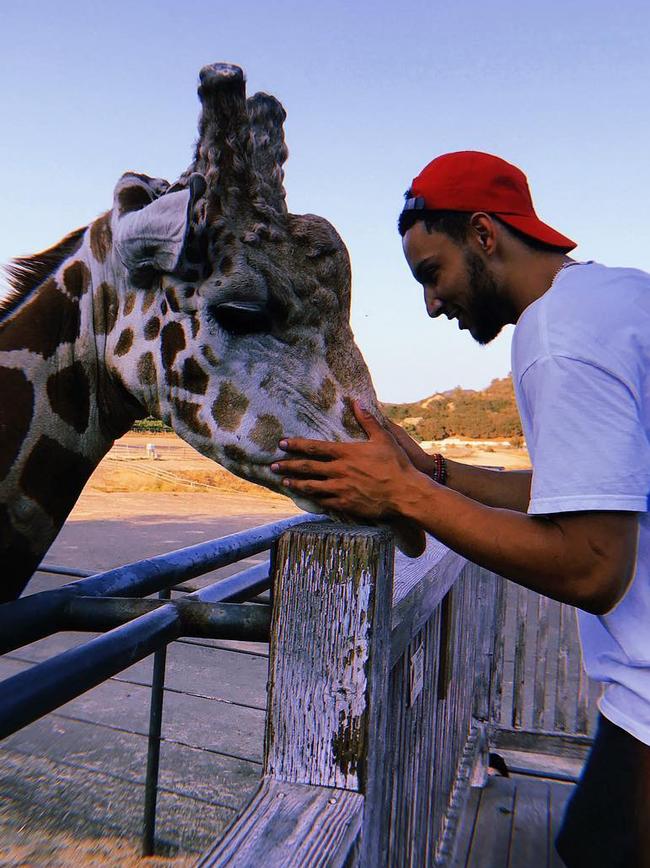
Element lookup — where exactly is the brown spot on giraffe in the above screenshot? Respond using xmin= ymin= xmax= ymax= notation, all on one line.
xmin=165 ymin=288 xmax=180 ymax=313
xmin=173 ymin=399 xmax=211 ymax=437
xmin=144 ymin=316 xmax=161 ymax=340
xmin=160 ymin=299 xmax=168 ymax=316
xmin=0 ymin=368 xmax=34 ymax=481
xmin=161 ymin=322 xmax=186 ymax=371
xmin=123 ymin=291 xmax=137 ymax=316
xmin=250 ymin=414 xmax=283 ymax=453
xmin=201 ymin=345 xmax=219 ymax=368
xmin=142 ymin=289 xmax=157 ymax=313
xmin=46 ymin=362 xmax=90 ymax=434
xmin=93 ymin=282 xmax=119 ymax=335
xmin=137 ymin=352 xmax=157 ymax=387
xmin=190 ymin=315 xmax=200 ymax=339
xmin=223 ymin=444 xmax=248 ymax=464
xmin=62 ymin=260 xmax=91 ymax=299
xmin=312 ymin=377 xmax=337 ymax=412
xmin=0 ymin=279 xmax=80 ymax=359
xmin=0 ymin=504 xmax=40 ymax=602
xmin=20 ymin=436 xmax=95 ymax=527
xmin=212 ymin=382 xmax=249 ymax=431
xmin=118 ymin=184 xmax=153 ymax=215
xmin=114 ymin=328 xmax=134 ymax=357
xmin=89 ymin=211 xmax=113 ymax=263
xmin=341 ymin=399 xmax=363 ymax=437
xmin=182 ymin=357 xmax=209 ymax=395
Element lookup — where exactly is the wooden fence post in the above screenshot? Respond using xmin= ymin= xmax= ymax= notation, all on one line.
xmin=199 ymin=523 xmax=394 ymax=867
xmin=265 ymin=523 xmax=394 ymax=866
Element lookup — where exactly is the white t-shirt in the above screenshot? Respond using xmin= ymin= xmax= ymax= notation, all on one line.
xmin=511 ymin=261 xmax=650 ymax=745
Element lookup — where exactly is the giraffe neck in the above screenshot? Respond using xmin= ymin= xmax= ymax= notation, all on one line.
xmin=0 ymin=229 xmax=144 ymax=600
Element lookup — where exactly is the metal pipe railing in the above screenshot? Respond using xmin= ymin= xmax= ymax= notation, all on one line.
xmin=0 ymin=514 xmax=323 ymax=654
xmin=0 ymin=515 xmax=325 ymax=739
xmin=0 ymin=512 xmax=326 ymax=855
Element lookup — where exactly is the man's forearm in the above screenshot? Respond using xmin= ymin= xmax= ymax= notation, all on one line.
xmin=396 ymin=470 xmax=631 ymax=614
xmin=443 ymin=459 xmax=532 ymax=512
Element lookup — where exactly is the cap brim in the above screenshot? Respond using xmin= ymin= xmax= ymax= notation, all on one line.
xmin=496 ymin=213 xmax=577 ymax=252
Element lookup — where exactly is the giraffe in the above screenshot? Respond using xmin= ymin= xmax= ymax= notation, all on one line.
xmin=0 ymin=63 xmax=423 ymax=601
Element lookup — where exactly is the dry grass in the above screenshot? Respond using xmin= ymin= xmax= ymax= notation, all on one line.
xmin=87 ymin=433 xmax=285 ymax=500
xmin=1 ymin=834 xmax=192 ymax=867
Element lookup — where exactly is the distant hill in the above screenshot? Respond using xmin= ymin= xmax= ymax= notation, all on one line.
xmin=381 ymin=376 xmax=523 ymax=443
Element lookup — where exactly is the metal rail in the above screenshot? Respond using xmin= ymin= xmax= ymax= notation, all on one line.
xmin=0 ymin=513 xmax=321 ymax=654
xmin=0 ymin=512 xmax=325 ymax=855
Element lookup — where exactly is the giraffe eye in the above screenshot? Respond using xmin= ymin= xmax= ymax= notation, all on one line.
xmin=209 ymin=300 xmax=271 ymax=334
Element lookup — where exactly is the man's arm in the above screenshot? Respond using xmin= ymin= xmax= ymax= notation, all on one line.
xmin=386 ymin=419 xmax=532 ymax=511
xmin=273 ymin=405 xmax=639 ymax=616
xmin=397 ymin=474 xmax=638 ymax=615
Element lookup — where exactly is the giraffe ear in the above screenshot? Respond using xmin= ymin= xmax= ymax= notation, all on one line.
xmin=113 ymin=173 xmax=206 ymax=277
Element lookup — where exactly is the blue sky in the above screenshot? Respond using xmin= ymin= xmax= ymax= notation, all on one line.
xmin=1 ymin=1 xmax=649 ymax=402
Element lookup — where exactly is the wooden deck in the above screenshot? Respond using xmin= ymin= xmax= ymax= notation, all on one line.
xmin=452 ymin=774 xmax=574 ymax=868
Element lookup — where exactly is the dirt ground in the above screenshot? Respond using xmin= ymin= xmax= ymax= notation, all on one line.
xmin=432 ymin=442 xmax=531 ymax=470
xmin=85 ymin=432 xmax=294 ymax=504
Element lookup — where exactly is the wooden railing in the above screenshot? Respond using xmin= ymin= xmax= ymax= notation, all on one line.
xmin=196 ymin=523 xmax=598 ymax=866
xmin=196 ymin=524 xmax=507 ymax=866
xmin=488 ymin=582 xmax=598 ymax=764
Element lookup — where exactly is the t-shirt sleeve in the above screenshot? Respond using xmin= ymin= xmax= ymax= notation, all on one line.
xmin=520 ymin=354 xmax=650 ymax=514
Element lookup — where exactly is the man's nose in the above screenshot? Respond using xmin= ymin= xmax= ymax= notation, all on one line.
xmin=424 ymin=290 xmax=444 ymax=318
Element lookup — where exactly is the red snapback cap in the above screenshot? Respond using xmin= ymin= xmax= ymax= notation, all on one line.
xmin=407 ymin=151 xmax=576 ymax=252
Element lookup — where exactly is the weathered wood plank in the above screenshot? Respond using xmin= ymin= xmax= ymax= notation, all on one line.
xmin=392 ymin=535 xmax=450 ymax=606
xmin=466 ymin=776 xmax=515 ymax=868
xmin=264 ymin=524 xmax=393 ymax=868
xmin=196 ymin=777 xmax=363 ymax=868
xmin=490 ymin=578 xmax=507 ymax=728
xmin=575 ymin=654 xmax=590 ymax=735
xmin=512 ymin=585 xmax=528 ymax=729
xmin=532 ymin=594 xmax=549 ymax=731
xmin=548 ymin=780 xmax=573 ymax=868
xmin=390 ymin=547 xmax=467 ymax=666
xmin=508 ymin=777 xmax=549 ymax=868
xmin=554 ymin=605 xmax=572 ymax=732
xmin=449 ymin=784 xmax=480 ymax=868
xmin=491 ymin=727 xmax=592 ymax=760
xmin=265 ymin=524 xmax=393 ymax=792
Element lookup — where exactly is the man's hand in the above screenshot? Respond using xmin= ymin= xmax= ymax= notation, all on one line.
xmin=271 ymin=400 xmax=425 ymax=521
xmin=384 ymin=419 xmax=437 ymax=476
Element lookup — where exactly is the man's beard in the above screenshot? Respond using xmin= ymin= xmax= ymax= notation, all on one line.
xmin=463 ymin=250 xmax=517 ymax=345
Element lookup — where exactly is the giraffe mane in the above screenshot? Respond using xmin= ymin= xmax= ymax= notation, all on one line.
xmin=1 ymin=226 xmax=87 ymax=323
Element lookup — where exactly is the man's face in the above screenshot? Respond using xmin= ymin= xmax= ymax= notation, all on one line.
xmin=402 ymin=220 xmax=515 ymax=345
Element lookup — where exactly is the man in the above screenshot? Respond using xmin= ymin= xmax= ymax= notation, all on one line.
xmin=270 ymin=151 xmax=650 ymax=867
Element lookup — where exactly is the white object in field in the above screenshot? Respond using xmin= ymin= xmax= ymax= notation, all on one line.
xmin=145 ymin=443 xmax=159 ymax=460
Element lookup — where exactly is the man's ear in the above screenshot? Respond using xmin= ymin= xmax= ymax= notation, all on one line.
xmin=469 ymin=212 xmax=496 ymax=253
xmin=113 ymin=173 xmax=206 ymax=278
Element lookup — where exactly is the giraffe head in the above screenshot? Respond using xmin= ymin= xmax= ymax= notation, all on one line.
xmin=93 ymin=64 xmax=423 ymax=554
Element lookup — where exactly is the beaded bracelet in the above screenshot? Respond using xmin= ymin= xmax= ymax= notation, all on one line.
xmin=431 ymin=453 xmax=448 ymax=485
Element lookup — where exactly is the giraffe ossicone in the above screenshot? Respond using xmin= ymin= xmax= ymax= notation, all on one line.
xmin=0 ymin=62 xmax=424 ymax=600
